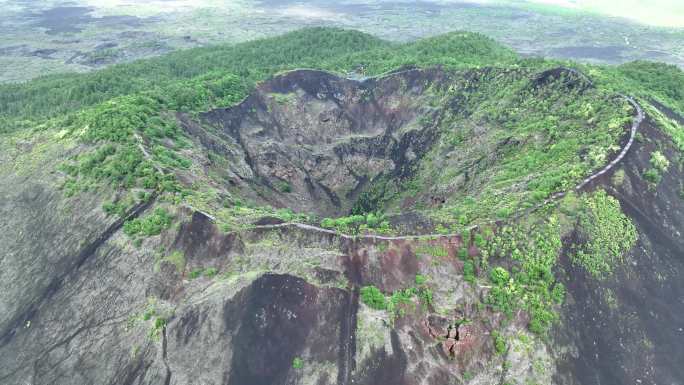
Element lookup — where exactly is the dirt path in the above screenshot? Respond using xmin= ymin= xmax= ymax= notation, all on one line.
xmin=575 ymin=96 xmax=643 ymax=191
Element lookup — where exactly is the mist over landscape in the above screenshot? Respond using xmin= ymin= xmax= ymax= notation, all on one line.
xmin=1 ymin=0 xmax=683 ymax=82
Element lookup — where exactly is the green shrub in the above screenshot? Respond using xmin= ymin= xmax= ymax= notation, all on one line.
xmin=275 ymin=208 xmax=296 ymax=222
xmin=154 ymin=317 xmax=166 ymax=330
xmin=103 ymin=201 xmax=127 ymax=217
xmin=573 ymin=190 xmax=637 ymax=277
xmin=487 ymin=286 xmax=516 ymax=317
xmin=365 ymin=212 xmax=380 ymax=227
xmin=162 ymin=250 xmax=186 ymax=272
xmin=153 ymin=145 xmax=191 ymax=169
xmin=490 ymin=267 xmax=510 ymax=286
xmin=460 ymin=229 xmax=471 ymax=246
xmin=415 ymin=244 xmax=448 ymax=258
xmin=643 ymin=151 xmax=670 ymax=185
xmin=551 ymin=283 xmax=565 ymax=304
xmin=321 ymin=218 xmax=335 ymax=228
xmin=474 ymin=233 xmax=486 ymax=248
xmin=644 ymin=168 xmax=662 ymax=184
xmin=277 ymin=181 xmax=292 ymax=193
xmin=387 ymin=288 xmax=416 ymax=315
xmin=650 ymin=151 xmax=670 ymax=172
xmin=292 ymin=357 xmax=304 ymax=369
xmin=463 ymin=260 xmax=476 ymax=284
xmin=492 ymin=331 xmax=507 ymax=355
xmin=360 ymin=285 xmax=387 ymax=310
xmin=483 ymin=217 xmax=563 ymax=334
xmin=320 ymin=213 xmax=390 ymax=234
xmin=142 ymin=308 xmax=155 ymax=321
xmin=611 ymin=169 xmax=626 ymax=186
xmin=123 ymin=208 xmax=173 ymax=237
xmin=418 ymin=288 xmax=433 ymax=307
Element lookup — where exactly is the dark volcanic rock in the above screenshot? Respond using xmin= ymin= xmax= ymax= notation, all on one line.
xmin=226 ymin=274 xmax=344 ymax=385
xmin=198 ymin=68 xmax=450 ymax=217
xmin=554 ymin=109 xmax=684 ymax=385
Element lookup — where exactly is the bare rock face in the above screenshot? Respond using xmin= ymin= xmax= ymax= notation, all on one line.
xmin=200 ymin=68 xmax=450 ymax=217
xmin=166 ymin=273 xmax=349 ymax=385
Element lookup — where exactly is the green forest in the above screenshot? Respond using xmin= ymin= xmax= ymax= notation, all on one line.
xmin=1 ymin=27 xmax=682 ymax=130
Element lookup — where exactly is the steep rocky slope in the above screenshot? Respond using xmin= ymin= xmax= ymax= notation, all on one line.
xmin=554 ymin=108 xmax=684 ymax=385
xmin=1 ymin=29 xmax=683 ymax=385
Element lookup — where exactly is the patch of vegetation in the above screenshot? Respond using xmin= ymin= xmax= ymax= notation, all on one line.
xmin=483 ymin=216 xmax=563 ymax=334
xmin=605 ymin=61 xmax=684 ymax=116
xmin=130 ymin=297 xmax=173 ymax=340
xmin=457 ymin=247 xmax=469 ymax=261
xmin=188 ymin=266 xmax=219 ymax=279
xmin=271 ymin=93 xmax=296 ymax=105
xmin=123 ymin=207 xmax=173 ymax=237
xmin=572 ymin=190 xmax=638 ymax=278
xmin=414 ymin=244 xmax=448 ymax=258
xmin=463 ymin=260 xmax=476 ymax=284
xmin=321 ymin=213 xmax=391 ymax=235
xmin=158 ymin=250 xmax=186 ymax=272
xmin=103 ymin=192 xmax=152 ymax=217
xmin=644 ymin=168 xmax=662 ymax=185
xmin=490 ymin=267 xmax=510 ymax=286
xmin=292 ymin=357 xmax=304 ymax=370
xmin=149 ymin=317 xmax=167 ymax=339
xmin=360 ymin=276 xmax=434 ymax=321
xmin=651 ymin=151 xmax=670 ymax=172
xmin=56 ymin=93 xmax=183 ymax=198
xmin=492 ymin=331 xmax=507 ymax=355
xmin=273 ymin=208 xmax=309 ymax=223
xmin=276 ymin=181 xmax=292 ymax=193
xmin=640 ymin=102 xmax=684 ymax=154
xmin=386 ymin=288 xmax=417 ymax=318
xmin=360 ymin=285 xmax=387 ymax=310
xmin=103 ymin=198 xmax=132 ymax=217
xmin=611 ymin=168 xmax=626 ymax=186
xmin=415 ymin=274 xmax=429 ymax=285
